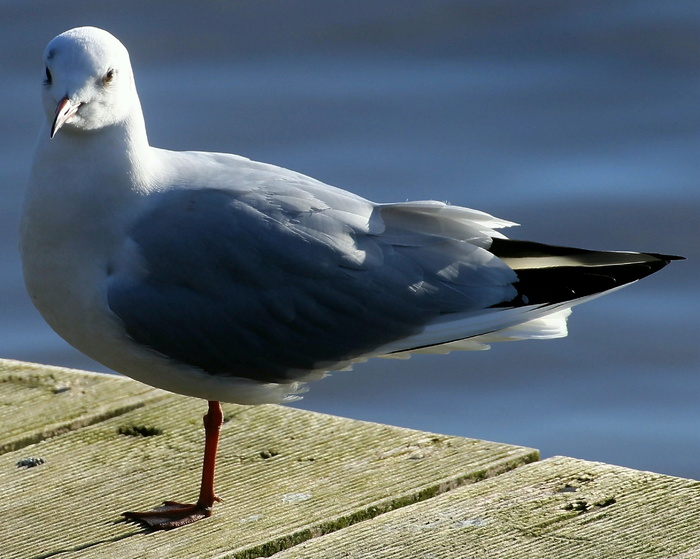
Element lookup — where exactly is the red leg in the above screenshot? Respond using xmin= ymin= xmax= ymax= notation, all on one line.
xmin=122 ymin=401 xmax=223 ymax=529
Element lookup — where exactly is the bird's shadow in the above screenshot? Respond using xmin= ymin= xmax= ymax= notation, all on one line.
xmin=30 ymin=519 xmax=155 ymax=559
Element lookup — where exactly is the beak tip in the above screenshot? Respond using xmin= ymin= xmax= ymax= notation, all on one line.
xmin=51 ymin=96 xmax=80 ymax=139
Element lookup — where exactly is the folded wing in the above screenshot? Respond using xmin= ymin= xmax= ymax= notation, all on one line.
xmin=107 ymin=179 xmax=679 ymax=383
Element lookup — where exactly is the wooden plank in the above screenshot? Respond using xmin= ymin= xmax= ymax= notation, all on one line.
xmin=0 ymin=361 xmax=537 ymax=559
xmin=0 ymin=359 xmax=165 ymax=454
xmin=273 ymin=455 xmax=700 ymax=558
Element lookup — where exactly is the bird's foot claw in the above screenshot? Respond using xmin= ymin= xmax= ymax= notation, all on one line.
xmin=122 ymin=500 xmax=214 ymax=529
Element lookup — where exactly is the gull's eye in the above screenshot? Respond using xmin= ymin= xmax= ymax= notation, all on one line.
xmin=102 ymin=68 xmax=115 ymax=85
xmin=44 ymin=66 xmax=52 ymax=86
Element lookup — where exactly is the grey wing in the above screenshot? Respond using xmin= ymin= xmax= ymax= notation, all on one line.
xmin=107 ymin=186 xmax=518 ymax=382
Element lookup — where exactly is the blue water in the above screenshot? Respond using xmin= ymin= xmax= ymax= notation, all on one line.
xmin=1 ymin=1 xmax=697 ymax=479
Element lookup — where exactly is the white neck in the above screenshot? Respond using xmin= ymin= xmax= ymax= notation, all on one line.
xmin=20 ymin=100 xmax=159 ymax=283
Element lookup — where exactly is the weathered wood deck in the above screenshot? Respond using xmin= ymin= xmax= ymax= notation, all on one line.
xmin=1 ymin=358 xmax=698 ymax=558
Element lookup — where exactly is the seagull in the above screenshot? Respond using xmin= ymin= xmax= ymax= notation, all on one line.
xmin=20 ymin=26 xmax=681 ymax=529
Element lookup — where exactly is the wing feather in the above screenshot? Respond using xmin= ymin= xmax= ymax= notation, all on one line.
xmin=107 ymin=184 xmax=517 ymax=382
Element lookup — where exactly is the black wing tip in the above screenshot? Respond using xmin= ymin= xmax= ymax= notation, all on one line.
xmin=631 ymin=252 xmax=684 ymax=278
xmin=490 ymin=238 xmax=684 ymax=262
xmin=646 ymin=252 xmax=685 ymax=263
xmin=489 ymin=239 xmax=683 ymax=308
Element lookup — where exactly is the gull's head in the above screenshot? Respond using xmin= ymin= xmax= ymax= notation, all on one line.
xmin=42 ymin=27 xmax=137 ymax=138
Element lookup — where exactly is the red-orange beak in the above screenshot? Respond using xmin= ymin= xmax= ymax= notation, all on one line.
xmin=51 ymin=96 xmax=81 ymax=138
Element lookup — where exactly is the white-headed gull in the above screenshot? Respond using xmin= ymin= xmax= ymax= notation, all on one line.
xmin=20 ymin=27 xmax=681 ymax=529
